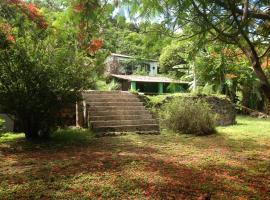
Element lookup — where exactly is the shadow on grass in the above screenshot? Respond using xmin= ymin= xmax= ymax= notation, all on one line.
xmin=0 ymin=134 xmax=269 ymax=199
xmin=154 ymin=130 xmax=270 ymax=154
xmin=0 ymin=129 xmax=96 ymax=153
xmin=50 ymin=128 xmax=96 ymax=145
xmin=231 ymin=122 xmax=247 ymax=126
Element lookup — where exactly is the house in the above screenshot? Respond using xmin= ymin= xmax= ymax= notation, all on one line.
xmin=105 ymin=53 xmax=189 ymax=94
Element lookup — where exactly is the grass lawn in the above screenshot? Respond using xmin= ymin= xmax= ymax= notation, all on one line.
xmin=0 ymin=116 xmax=270 ymax=200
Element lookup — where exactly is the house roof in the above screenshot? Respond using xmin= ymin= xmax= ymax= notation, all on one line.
xmin=111 ymin=74 xmax=190 ymax=84
xmin=111 ymin=53 xmax=158 ymax=62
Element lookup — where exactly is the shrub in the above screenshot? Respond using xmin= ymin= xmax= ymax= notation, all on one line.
xmin=0 ymin=117 xmax=4 ymax=131
xmin=0 ymin=2 xmax=105 ymax=140
xmin=160 ymin=98 xmax=216 ymax=135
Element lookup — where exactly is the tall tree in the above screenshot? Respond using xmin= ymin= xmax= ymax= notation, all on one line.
xmin=102 ymin=15 xmax=173 ymax=59
xmin=126 ymin=0 xmax=270 ymax=100
xmin=0 ymin=0 xmax=105 ymax=139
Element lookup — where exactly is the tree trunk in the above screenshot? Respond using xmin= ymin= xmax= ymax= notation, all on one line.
xmin=25 ymin=130 xmax=39 ymax=140
xmin=20 ymin=116 xmax=40 ymax=140
xmin=245 ymin=49 xmax=270 ymax=101
xmin=228 ymin=81 xmax=237 ymax=104
xmin=252 ymin=65 xmax=270 ymax=101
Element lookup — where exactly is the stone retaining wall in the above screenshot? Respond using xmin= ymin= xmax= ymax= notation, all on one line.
xmin=0 ymin=114 xmax=14 ymax=132
xmin=142 ymin=94 xmax=236 ymax=126
xmin=200 ymin=96 xmax=236 ymax=126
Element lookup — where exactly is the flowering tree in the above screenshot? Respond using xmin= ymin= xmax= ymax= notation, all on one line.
xmin=128 ymin=0 xmax=270 ymax=101
xmin=71 ymin=0 xmax=105 ymax=52
xmin=0 ymin=0 xmax=105 ymax=139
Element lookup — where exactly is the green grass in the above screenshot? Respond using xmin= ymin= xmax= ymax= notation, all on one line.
xmin=50 ymin=129 xmax=96 ymax=145
xmin=0 ymin=132 xmax=24 ymax=143
xmin=218 ymin=116 xmax=270 ymax=139
xmin=0 ymin=116 xmax=269 ymax=199
xmin=0 ymin=129 xmax=96 ymax=150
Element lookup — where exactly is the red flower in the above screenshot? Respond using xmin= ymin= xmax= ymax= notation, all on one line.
xmin=6 ymin=34 xmax=15 ymax=43
xmin=7 ymin=0 xmax=22 ymax=5
xmin=74 ymin=3 xmax=84 ymax=12
xmin=37 ymin=20 xmax=48 ymax=29
xmin=0 ymin=23 xmax=16 ymax=49
xmin=7 ymin=0 xmax=48 ymax=30
xmin=24 ymin=3 xmax=40 ymax=19
xmin=88 ymin=39 xmax=103 ymax=53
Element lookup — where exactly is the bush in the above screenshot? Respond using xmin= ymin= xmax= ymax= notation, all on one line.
xmin=160 ymin=98 xmax=216 ymax=135
xmin=0 ymin=117 xmax=4 ymax=131
xmin=0 ymin=2 xmax=106 ymax=140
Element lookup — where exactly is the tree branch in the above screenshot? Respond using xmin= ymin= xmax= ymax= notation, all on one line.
xmin=191 ymin=0 xmax=239 ymax=45
xmin=242 ymin=0 xmax=249 ymax=21
xmin=213 ymin=0 xmax=270 ymax=20
xmin=259 ymin=45 xmax=270 ymax=59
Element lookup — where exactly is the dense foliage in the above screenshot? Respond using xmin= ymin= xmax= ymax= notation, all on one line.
xmin=0 ymin=117 xmax=4 ymax=131
xmin=1 ymin=0 xmax=270 ymax=139
xmin=103 ymin=18 xmax=172 ymax=59
xmin=127 ymin=0 xmax=270 ymax=104
xmin=157 ymin=30 xmax=269 ymax=111
xmin=0 ymin=0 xmax=106 ymax=139
xmin=160 ymin=98 xmax=216 ymax=135
xmin=159 ymin=42 xmax=187 ymax=73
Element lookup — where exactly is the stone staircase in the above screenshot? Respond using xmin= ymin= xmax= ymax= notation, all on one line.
xmin=82 ymin=91 xmax=159 ymax=136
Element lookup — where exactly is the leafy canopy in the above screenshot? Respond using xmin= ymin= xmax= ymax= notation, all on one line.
xmin=126 ymin=0 xmax=270 ymax=99
xmin=0 ymin=0 xmax=106 ymax=139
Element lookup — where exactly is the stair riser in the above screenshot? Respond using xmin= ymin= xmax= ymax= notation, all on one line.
xmin=85 ymin=98 xmax=141 ymax=103
xmin=82 ymin=91 xmax=160 ymax=134
xmin=91 ymin=120 xmax=157 ymax=128
xmin=94 ymin=125 xmax=159 ymax=132
xmin=83 ymin=91 xmax=131 ymax=95
xmin=97 ymin=131 xmax=160 ymax=136
xmin=89 ymin=106 xmax=145 ymax=112
xmin=89 ymin=115 xmax=153 ymax=121
xmin=88 ymin=102 xmax=143 ymax=107
xmin=83 ymin=94 xmax=137 ymax=99
xmin=89 ymin=110 xmax=150 ymax=116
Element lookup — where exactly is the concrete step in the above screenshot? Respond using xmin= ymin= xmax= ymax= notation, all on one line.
xmin=89 ymin=110 xmax=151 ymax=116
xmin=87 ymin=102 xmax=143 ymax=107
xmin=97 ymin=131 xmax=160 ymax=136
xmin=89 ymin=114 xmax=153 ymax=121
xmin=82 ymin=91 xmax=159 ymax=135
xmin=83 ymin=91 xmax=136 ymax=97
xmin=84 ymin=94 xmax=137 ymax=100
xmin=94 ymin=124 xmax=159 ymax=133
xmin=85 ymin=97 xmax=141 ymax=103
xmin=88 ymin=106 xmax=145 ymax=112
xmin=91 ymin=119 xmax=157 ymax=128
xmin=83 ymin=90 xmax=129 ymax=94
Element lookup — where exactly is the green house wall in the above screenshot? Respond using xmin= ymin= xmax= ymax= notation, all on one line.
xmin=113 ymin=78 xmax=188 ymax=94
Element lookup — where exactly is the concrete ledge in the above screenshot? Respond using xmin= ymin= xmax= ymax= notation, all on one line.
xmin=89 ymin=114 xmax=152 ymax=121
xmin=0 ymin=114 xmax=14 ymax=132
xmin=96 ymin=131 xmax=160 ymax=137
xmin=91 ymin=119 xmax=157 ymax=128
xmin=94 ymin=124 xmax=159 ymax=132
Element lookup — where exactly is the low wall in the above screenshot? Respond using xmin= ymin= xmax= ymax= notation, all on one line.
xmin=56 ymin=104 xmax=77 ymax=127
xmin=142 ymin=94 xmax=236 ymax=126
xmin=0 ymin=114 xmax=14 ymax=132
xmin=200 ymin=96 xmax=236 ymax=126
